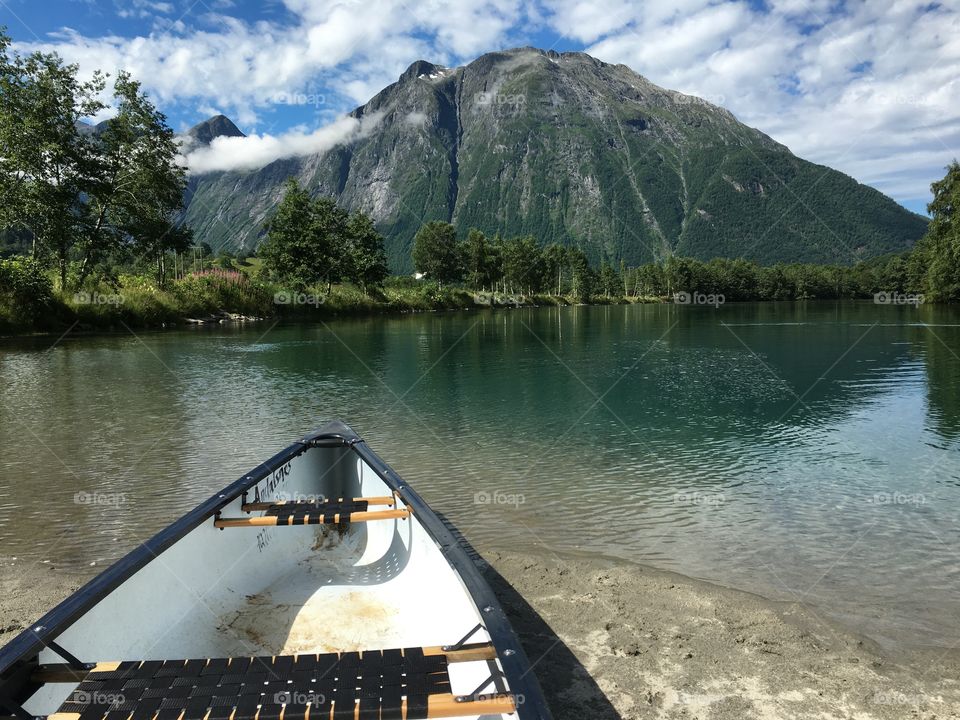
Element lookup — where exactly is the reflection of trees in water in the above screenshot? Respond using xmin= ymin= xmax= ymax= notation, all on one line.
xmin=915 ymin=323 xmax=960 ymax=440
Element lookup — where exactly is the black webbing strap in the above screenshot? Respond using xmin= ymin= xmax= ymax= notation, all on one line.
xmin=53 ymin=647 xmax=450 ymax=720
xmin=265 ymin=500 xmax=369 ymax=525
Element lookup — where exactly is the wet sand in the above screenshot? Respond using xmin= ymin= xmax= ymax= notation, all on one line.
xmin=1 ymin=552 xmax=959 ymax=719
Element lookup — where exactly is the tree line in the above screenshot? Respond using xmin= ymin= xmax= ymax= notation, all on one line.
xmin=262 ymin=160 xmax=959 ymax=304
xmin=0 ymin=29 xmax=189 ymax=291
xmin=412 ymin=221 xmax=600 ymax=300
xmin=406 ymin=161 xmax=960 ymax=304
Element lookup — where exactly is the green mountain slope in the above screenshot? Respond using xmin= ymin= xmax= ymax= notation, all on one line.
xmin=182 ymin=47 xmax=927 ymax=272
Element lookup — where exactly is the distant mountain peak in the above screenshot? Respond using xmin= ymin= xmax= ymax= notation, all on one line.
xmin=400 ymin=60 xmax=449 ymax=82
xmin=187 ymin=115 xmax=245 ymax=145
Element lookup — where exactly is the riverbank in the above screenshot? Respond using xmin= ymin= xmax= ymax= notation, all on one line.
xmin=0 ymin=272 xmax=657 ymax=337
xmin=2 ymin=550 xmax=957 ymax=719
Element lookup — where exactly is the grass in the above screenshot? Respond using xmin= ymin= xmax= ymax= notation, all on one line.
xmin=1 ymin=267 xmax=665 ymax=337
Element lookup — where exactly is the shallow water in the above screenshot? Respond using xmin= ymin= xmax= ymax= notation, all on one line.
xmin=1 ymin=302 xmax=958 ymax=651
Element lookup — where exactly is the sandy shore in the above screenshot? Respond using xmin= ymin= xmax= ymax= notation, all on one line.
xmin=1 ymin=552 xmax=958 ymax=719
xmin=482 ymin=550 xmax=960 ymax=719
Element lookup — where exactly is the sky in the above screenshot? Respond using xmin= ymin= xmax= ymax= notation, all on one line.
xmin=2 ymin=0 xmax=958 ymax=214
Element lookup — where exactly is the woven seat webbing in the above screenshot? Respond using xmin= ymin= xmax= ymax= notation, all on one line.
xmin=53 ymin=648 xmax=451 ymax=720
xmin=265 ymin=500 xmax=369 ymax=525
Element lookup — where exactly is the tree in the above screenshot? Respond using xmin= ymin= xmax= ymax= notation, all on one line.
xmin=542 ymin=243 xmax=567 ymax=295
xmin=464 ymin=228 xmax=498 ymax=290
xmin=87 ymin=72 xmax=189 ymax=288
xmin=412 ymin=221 xmax=462 ymax=286
xmin=260 ymin=180 xmax=329 ymax=290
xmin=344 ymin=211 xmax=388 ymax=290
xmin=914 ymin=161 xmax=960 ymax=302
xmin=501 ymin=235 xmax=543 ymax=294
xmin=598 ymin=262 xmax=620 ymax=297
xmin=635 ymin=263 xmax=666 ymax=296
xmin=0 ymin=30 xmax=106 ymax=288
xmin=568 ymin=247 xmax=593 ymax=302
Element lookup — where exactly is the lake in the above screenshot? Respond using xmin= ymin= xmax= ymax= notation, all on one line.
xmin=1 ymin=301 xmax=958 ymax=652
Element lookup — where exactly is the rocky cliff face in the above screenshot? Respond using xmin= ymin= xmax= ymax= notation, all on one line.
xmin=182 ymin=47 xmax=927 ymax=271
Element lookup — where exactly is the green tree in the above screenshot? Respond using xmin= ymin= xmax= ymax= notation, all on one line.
xmin=635 ymin=263 xmax=666 ymax=296
xmin=0 ymin=30 xmax=106 ymax=288
xmin=260 ymin=180 xmax=339 ymax=290
xmin=542 ymin=243 xmax=567 ymax=295
xmin=568 ymin=247 xmax=593 ymax=302
xmin=501 ymin=235 xmax=543 ymax=294
xmin=88 ymin=72 xmax=190 ymax=287
xmin=412 ymin=221 xmax=462 ymax=286
xmin=598 ymin=262 xmax=620 ymax=297
xmin=914 ymin=161 xmax=960 ymax=302
xmin=464 ymin=228 xmax=498 ymax=290
xmin=344 ymin=211 xmax=388 ymax=290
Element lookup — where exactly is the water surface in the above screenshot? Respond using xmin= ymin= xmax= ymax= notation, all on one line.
xmin=1 ymin=302 xmax=958 ymax=651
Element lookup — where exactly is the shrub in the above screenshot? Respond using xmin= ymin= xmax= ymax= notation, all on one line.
xmin=172 ymin=270 xmax=273 ymax=317
xmin=0 ymin=257 xmax=56 ymax=326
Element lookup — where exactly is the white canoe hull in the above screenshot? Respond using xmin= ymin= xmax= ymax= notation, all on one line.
xmin=0 ymin=422 xmax=551 ymax=720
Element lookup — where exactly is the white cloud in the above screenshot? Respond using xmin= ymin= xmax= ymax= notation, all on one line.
xmin=571 ymin=0 xmax=960 ymax=207
xmin=403 ymin=111 xmax=428 ymax=127
xmin=181 ymin=112 xmax=383 ymax=173
xmin=13 ymin=0 xmax=960 ymax=207
xmin=17 ymin=0 xmax=530 ymax=111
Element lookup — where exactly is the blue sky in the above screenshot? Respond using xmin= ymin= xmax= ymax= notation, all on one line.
xmin=4 ymin=0 xmax=958 ymax=215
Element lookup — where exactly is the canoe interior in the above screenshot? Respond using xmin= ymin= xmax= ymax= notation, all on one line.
xmin=21 ymin=442 xmax=517 ymax=720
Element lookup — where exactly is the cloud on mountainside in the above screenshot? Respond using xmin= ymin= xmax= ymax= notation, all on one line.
xmin=12 ymin=0 xmax=960 ymax=206
xmin=180 ymin=113 xmax=383 ymax=173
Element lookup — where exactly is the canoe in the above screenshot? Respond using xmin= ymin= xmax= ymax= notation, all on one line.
xmin=0 ymin=422 xmax=552 ymax=720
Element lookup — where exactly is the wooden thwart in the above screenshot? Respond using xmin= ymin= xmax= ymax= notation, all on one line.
xmin=215 ymin=507 xmax=410 ymax=528
xmin=241 ymin=496 xmax=396 ymax=512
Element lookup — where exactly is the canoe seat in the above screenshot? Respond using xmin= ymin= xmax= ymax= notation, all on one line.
xmin=215 ymin=497 xmax=410 ymax=529
xmin=42 ymin=643 xmax=514 ymax=720
xmin=240 ymin=497 xmax=397 ymax=513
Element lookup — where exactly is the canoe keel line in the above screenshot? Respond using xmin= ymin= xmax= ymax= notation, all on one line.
xmin=0 ymin=422 xmax=552 ymax=720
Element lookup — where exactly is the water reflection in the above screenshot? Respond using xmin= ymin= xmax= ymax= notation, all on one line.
xmin=0 ymin=302 xmax=959 ymax=651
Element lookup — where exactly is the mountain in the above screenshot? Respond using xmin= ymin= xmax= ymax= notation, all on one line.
xmin=75 ymin=119 xmax=110 ymax=137
xmin=186 ymin=114 xmax=245 ymax=146
xmin=182 ymin=47 xmax=927 ymax=271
